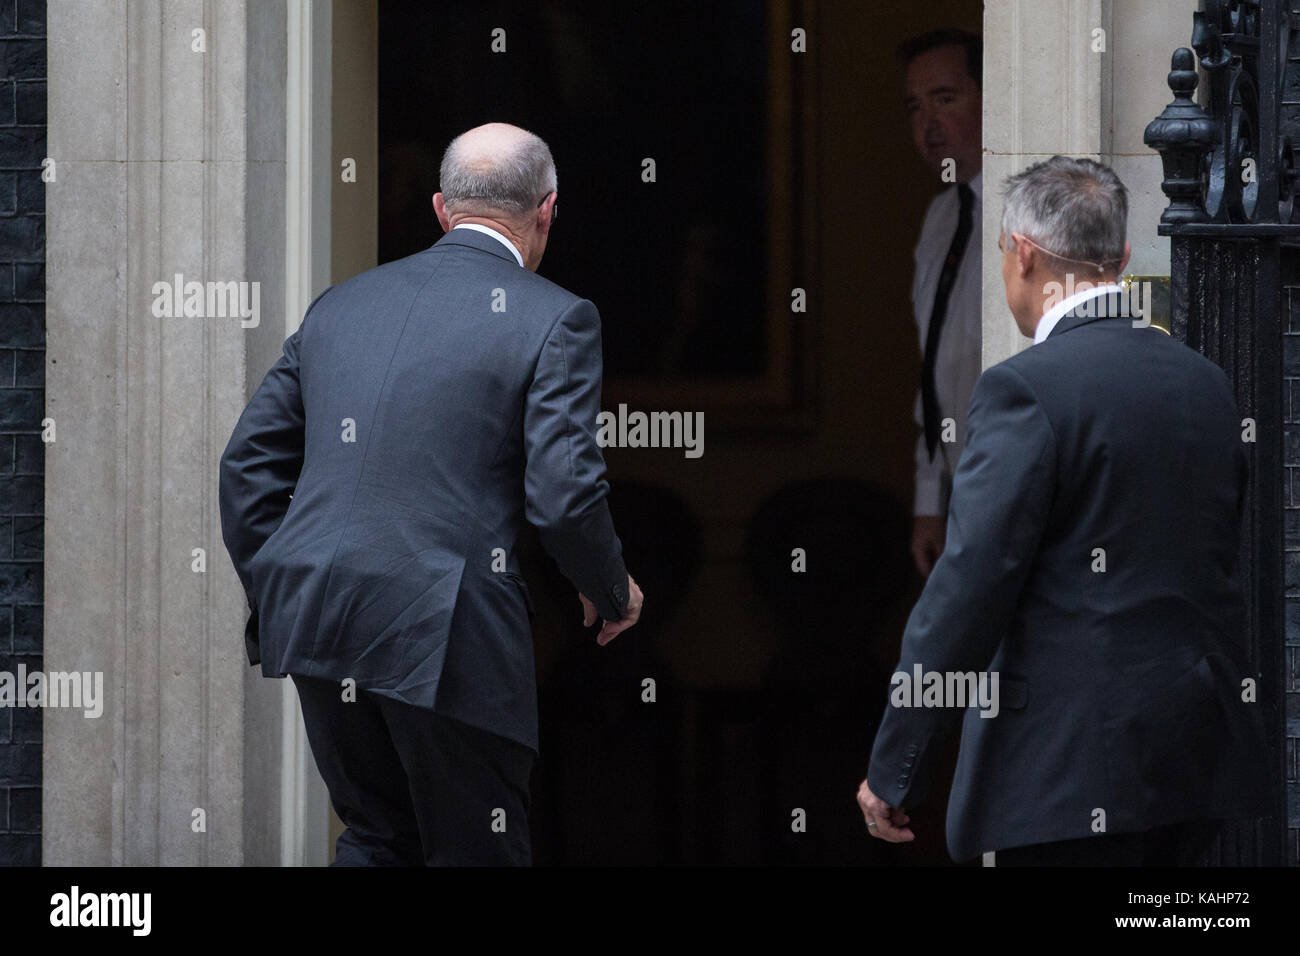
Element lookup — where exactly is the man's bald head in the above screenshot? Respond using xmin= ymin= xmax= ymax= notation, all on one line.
xmin=438 ymin=122 xmax=557 ymax=221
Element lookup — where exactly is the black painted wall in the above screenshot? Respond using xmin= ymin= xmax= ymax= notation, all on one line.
xmin=0 ymin=0 xmax=44 ymax=867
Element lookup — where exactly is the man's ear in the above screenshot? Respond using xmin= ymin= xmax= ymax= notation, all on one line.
xmin=1016 ymin=235 xmax=1036 ymax=278
xmin=1119 ymin=240 xmax=1132 ymax=276
xmin=536 ymin=192 xmax=555 ymax=238
xmin=433 ymin=193 xmax=451 ymax=233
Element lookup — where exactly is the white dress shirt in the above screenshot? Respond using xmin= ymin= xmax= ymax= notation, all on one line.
xmin=453 ymin=222 xmax=524 ymax=267
xmin=1033 ymin=282 xmax=1124 ymax=343
xmin=911 ymin=172 xmax=984 ymax=517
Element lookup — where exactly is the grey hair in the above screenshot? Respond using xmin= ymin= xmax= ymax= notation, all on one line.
xmin=1000 ymin=156 xmax=1129 ymax=275
xmin=439 ymin=127 xmax=557 ymax=218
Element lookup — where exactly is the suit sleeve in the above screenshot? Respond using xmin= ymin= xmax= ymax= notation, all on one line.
xmin=869 ymin=362 xmax=1057 ymax=807
xmin=218 ymin=292 xmax=325 ymax=663
xmin=523 ymin=298 xmax=629 ymax=622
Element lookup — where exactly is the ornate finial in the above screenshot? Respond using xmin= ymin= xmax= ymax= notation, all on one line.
xmin=1144 ymin=48 xmax=1216 ymax=225
xmin=1167 ymin=47 xmax=1198 ymax=95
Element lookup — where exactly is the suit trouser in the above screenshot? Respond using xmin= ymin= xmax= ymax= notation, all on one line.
xmin=993 ymin=818 xmax=1222 ymax=866
xmin=290 ymin=673 xmax=535 ymax=866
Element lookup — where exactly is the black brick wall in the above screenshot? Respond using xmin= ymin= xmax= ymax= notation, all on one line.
xmin=0 ymin=0 xmax=44 ymax=868
xmin=1288 ymin=286 xmax=1300 ymax=866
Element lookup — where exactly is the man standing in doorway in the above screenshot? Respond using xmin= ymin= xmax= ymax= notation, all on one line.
xmin=899 ymin=29 xmax=984 ymax=579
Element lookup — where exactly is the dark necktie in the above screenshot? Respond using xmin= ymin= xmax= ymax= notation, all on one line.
xmin=922 ymin=182 xmax=975 ymax=461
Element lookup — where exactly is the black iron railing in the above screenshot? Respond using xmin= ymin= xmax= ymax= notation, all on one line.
xmin=1145 ymin=0 xmax=1296 ymax=866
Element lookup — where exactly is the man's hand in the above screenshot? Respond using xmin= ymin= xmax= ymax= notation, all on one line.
xmin=579 ymin=574 xmax=643 ymax=646
xmin=856 ymin=778 xmax=915 ymax=843
xmin=911 ymin=514 xmax=947 ymax=577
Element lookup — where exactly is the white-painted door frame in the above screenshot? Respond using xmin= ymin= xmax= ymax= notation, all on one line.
xmin=282 ymin=0 xmax=334 ymax=867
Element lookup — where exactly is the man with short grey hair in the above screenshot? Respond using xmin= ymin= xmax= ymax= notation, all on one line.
xmin=220 ymin=122 xmax=643 ymax=865
xmin=998 ymin=155 xmax=1132 ymax=341
xmin=857 ymin=155 xmax=1270 ymax=865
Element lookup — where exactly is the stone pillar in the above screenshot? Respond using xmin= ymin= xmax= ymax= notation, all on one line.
xmin=982 ymin=0 xmax=1198 ymax=366
xmin=44 ymin=0 xmax=288 ymax=865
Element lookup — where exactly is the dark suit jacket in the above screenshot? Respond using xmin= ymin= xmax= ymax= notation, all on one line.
xmin=218 ymin=227 xmax=630 ymax=753
xmin=869 ymin=295 xmax=1271 ymax=862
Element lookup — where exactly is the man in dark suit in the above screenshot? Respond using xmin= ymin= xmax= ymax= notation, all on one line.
xmin=857 ymin=155 xmax=1270 ymax=865
xmin=219 ymin=122 xmax=643 ymax=866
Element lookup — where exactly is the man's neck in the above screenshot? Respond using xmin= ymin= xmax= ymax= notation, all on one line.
xmin=1031 ymin=276 xmax=1125 ymax=343
xmin=452 ymin=218 xmax=527 ymax=268
xmin=453 ymin=217 xmax=527 ymax=260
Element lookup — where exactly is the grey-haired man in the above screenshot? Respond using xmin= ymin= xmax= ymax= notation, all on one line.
xmin=857 ymin=156 xmax=1269 ymax=865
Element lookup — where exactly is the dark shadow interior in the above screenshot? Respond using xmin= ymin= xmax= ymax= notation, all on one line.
xmin=378 ymin=0 xmax=981 ymax=864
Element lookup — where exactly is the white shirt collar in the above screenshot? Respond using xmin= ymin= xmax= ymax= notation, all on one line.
xmin=453 ymin=223 xmax=524 ymax=268
xmin=1033 ymin=282 xmax=1124 ymax=344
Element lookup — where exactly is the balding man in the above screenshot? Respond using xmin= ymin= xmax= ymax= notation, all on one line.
xmin=857 ymin=156 xmax=1269 ymax=865
xmin=219 ymin=122 xmax=642 ymax=866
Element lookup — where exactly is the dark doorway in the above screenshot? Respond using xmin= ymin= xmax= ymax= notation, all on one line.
xmin=376 ymin=0 xmax=981 ymax=864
